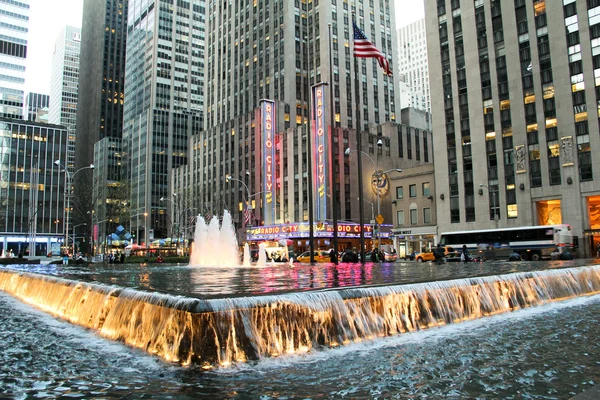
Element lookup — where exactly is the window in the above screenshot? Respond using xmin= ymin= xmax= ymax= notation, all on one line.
xmin=410 ymin=209 xmax=418 ymax=225
xmin=423 ymin=207 xmax=431 ymax=224
xmin=422 ymin=182 xmax=430 ymax=197
xmin=396 ymin=186 xmax=403 ymax=199
xmin=396 ymin=210 xmax=405 ymax=226
xmin=409 ymin=184 xmax=417 ymax=197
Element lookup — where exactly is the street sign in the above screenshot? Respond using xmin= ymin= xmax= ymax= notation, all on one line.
xmin=376 ymin=214 xmax=384 ymax=225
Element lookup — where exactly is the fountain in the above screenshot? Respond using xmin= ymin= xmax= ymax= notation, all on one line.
xmin=1 ymin=262 xmax=600 ymax=369
xmin=242 ymin=243 xmax=251 ymax=267
xmin=189 ymin=210 xmax=240 ymax=267
xmin=255 ymin=242 xmax=268 ymax=267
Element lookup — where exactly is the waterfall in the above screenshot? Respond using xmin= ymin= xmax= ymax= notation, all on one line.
xmin=2 ymin=265 xmax=600 ymax=367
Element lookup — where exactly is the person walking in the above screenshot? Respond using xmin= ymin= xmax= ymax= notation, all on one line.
xmin=329 ymin=248 xmax=338 ymax=264
xmin=461 ymin=245 xmax=470 ymax=262
xmin=596 ymin=242 xmax=600 ymax=259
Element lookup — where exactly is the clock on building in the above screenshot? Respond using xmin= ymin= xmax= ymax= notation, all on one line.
xmin=371 ymin=171 xmax=390 ymax=197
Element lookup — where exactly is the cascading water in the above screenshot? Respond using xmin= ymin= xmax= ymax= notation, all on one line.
xmin=189 ymin=210 xmax=239 ymax=267
xmin=2 ymin=265 xmax=600 ymax=368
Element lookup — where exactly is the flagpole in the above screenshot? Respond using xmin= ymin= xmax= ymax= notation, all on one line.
xmin=328 ymin=23 xmax=339 ymax=264
xmin=352 ymin=13 xmax=366 ymax=264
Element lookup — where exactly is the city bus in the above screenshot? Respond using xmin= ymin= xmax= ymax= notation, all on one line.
xmin=439 ymin=224 xmax=574 ymax=261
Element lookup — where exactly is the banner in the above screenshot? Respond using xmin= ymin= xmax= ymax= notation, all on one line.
xmin=261 ymin=100 xmax=277 ymax=225
xmin=312 ymin=83 xmax=329 ymax=222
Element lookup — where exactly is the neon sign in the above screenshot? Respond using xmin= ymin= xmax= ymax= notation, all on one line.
xmin=246 ymin=222 xmax=386 ymax=241
xmin=312 ymin=84 xmax=328 ymax=221
xmin=261 ymin=100 xmax=276 ymax=225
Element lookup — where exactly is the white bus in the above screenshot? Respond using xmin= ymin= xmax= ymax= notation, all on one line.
xmin=439 ymin=224 xmax=574 ymax=261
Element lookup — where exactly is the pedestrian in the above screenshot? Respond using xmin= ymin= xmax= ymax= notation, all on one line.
xmin=433 ymin=243 xmax=445 ymax=262
xmin=329 ymin=248 xmax=338 ymax=264
xmin=596 ymin=242 xmax=600 ymax=259
xmin=461 ymin=245 xmax=470 ymax=262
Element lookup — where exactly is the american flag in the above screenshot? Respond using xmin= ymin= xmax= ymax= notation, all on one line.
xmin=352 ymin=21 xmax=392 ymax=76
xmin=204 ymin=211 xmax=212 ymax=222
xmin=243 ymin=206 xmax=252 ymax=225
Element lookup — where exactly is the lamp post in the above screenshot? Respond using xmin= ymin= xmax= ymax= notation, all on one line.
xmin=345 ymin=147 xmax=401 ymax=249
xmin=480 ymin=183 xmax=498 ymax=224
xmin=54 ymin=160 xmax=94 ymax=255
xmin=88 ymin=211 xmax=110 ymax=256
xmin=160 ymin=195 xmax=180 ymax=251
xmin=360 ymin=198 xmax=375 ymax=223
xmin=225 ymin=173 xmax=255 ymax=242
xmin=71 ymin=223 xmax=87 ymax=256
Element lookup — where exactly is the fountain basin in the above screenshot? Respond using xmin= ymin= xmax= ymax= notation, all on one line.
xmin=2 ymin=263 xmax=600 ymax=367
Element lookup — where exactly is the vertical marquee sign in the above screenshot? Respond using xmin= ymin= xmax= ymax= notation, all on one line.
xmin=312 ymin=83 xmax=329 ymax=222
xmin=261 ymin=100 xmax=276 ymax=225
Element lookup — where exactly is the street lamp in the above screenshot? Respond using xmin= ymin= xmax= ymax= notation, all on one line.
xmin=160 ymin=195 xmax=181 ymax=252
xmin=71 ymin=222 xmax=87 ymax=256
xmin=480 ymin=183 xmax=498 ymax=223
xmin=225 ymin=174 xmax=251 ymax=205
xmin=87 ymin=211 xmax=110 ymax=256
xmin=54 ymin=160 xmax=94 ymax=255
xmin=345 ymin=147 xmax=402 ymax=249
xmin=360 ymin=198 xmax=375 ymax=223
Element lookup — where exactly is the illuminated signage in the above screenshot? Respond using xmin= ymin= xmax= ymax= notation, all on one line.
xmin=246 ymin=222 xmax=392 ymax=241
xmin=312 ymin=84 xmax=328 ymax=221
xmin=261 ymin=100 xmax=276 ymax=225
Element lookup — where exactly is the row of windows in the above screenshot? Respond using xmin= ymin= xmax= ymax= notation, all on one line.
xmin=396 ymin=207 xmax=432 ymax=226
xmin=0 ymin=39 xmax=27 ymax=58
xmin=395 ymin=182 xmax=430 ymax=200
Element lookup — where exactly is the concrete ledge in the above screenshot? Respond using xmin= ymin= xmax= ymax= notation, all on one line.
xmin=571 ymin=385 xmax=600 ymax=400
xmin=0 ymin=258 xmax=40 ymax=265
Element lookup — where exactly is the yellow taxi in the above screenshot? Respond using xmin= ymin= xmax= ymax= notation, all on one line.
xmin=415 ymin=246 xmax=455 ymax=262
xmin=296 ymin=250 xmax=331 ymax=263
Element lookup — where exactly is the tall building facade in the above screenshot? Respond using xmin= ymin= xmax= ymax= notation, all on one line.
xmin=397 ymin=18 xmax=430 ymax=112
xmin=49 ymin=25 xmax=81 ymax=170
xmin=75 ymin=0 xmax=128 ymax=242
xmin=122 ymin=0 xmax=205 ymax=241
xmin=0 ymin=118 xmax=68 ymax=256
xmin=426 ymin=0 xmax=600 ymax=257
xmin=24 ymin=92 xmax=49 ymax=121
xmin=184 ymin=0 xmax=401 ymax=240
xmin=0 ymin=0 xmax=29 ymax=119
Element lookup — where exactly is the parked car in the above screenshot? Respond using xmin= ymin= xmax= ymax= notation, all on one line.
xmin=383 ymin=251 xmax=398 ymax=262
xmin=296 ymin=250 xmax=330 ymax=263
xmin=444 ymin=251 xmax=463 ymax=262
xmin=415 ymin=246 xmax=456 ymax=262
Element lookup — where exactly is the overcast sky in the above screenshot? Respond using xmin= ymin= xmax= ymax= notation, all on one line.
xmin=24 ymin=0 xmax=425 ymax=95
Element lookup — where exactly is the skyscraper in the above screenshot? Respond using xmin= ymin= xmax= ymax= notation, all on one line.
xmin=24 ymin=92 xmax=49 ymax=122
xmin=49 ymin=25 xmax=81 ymax=170
xmin=0 ymin=0 xmax=29 ymax=119
xmin=123 ymin=0 xmax=205 ymax=241
xmin=74 ymin=0 xmax=128 ymax=246
xmin=173 ymin=0 xmax=402 ymax=244
xmin=426 ymin=0 xmax=600 ymax=257
xmin=397 ymin=18 xmax=430 ymax=112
